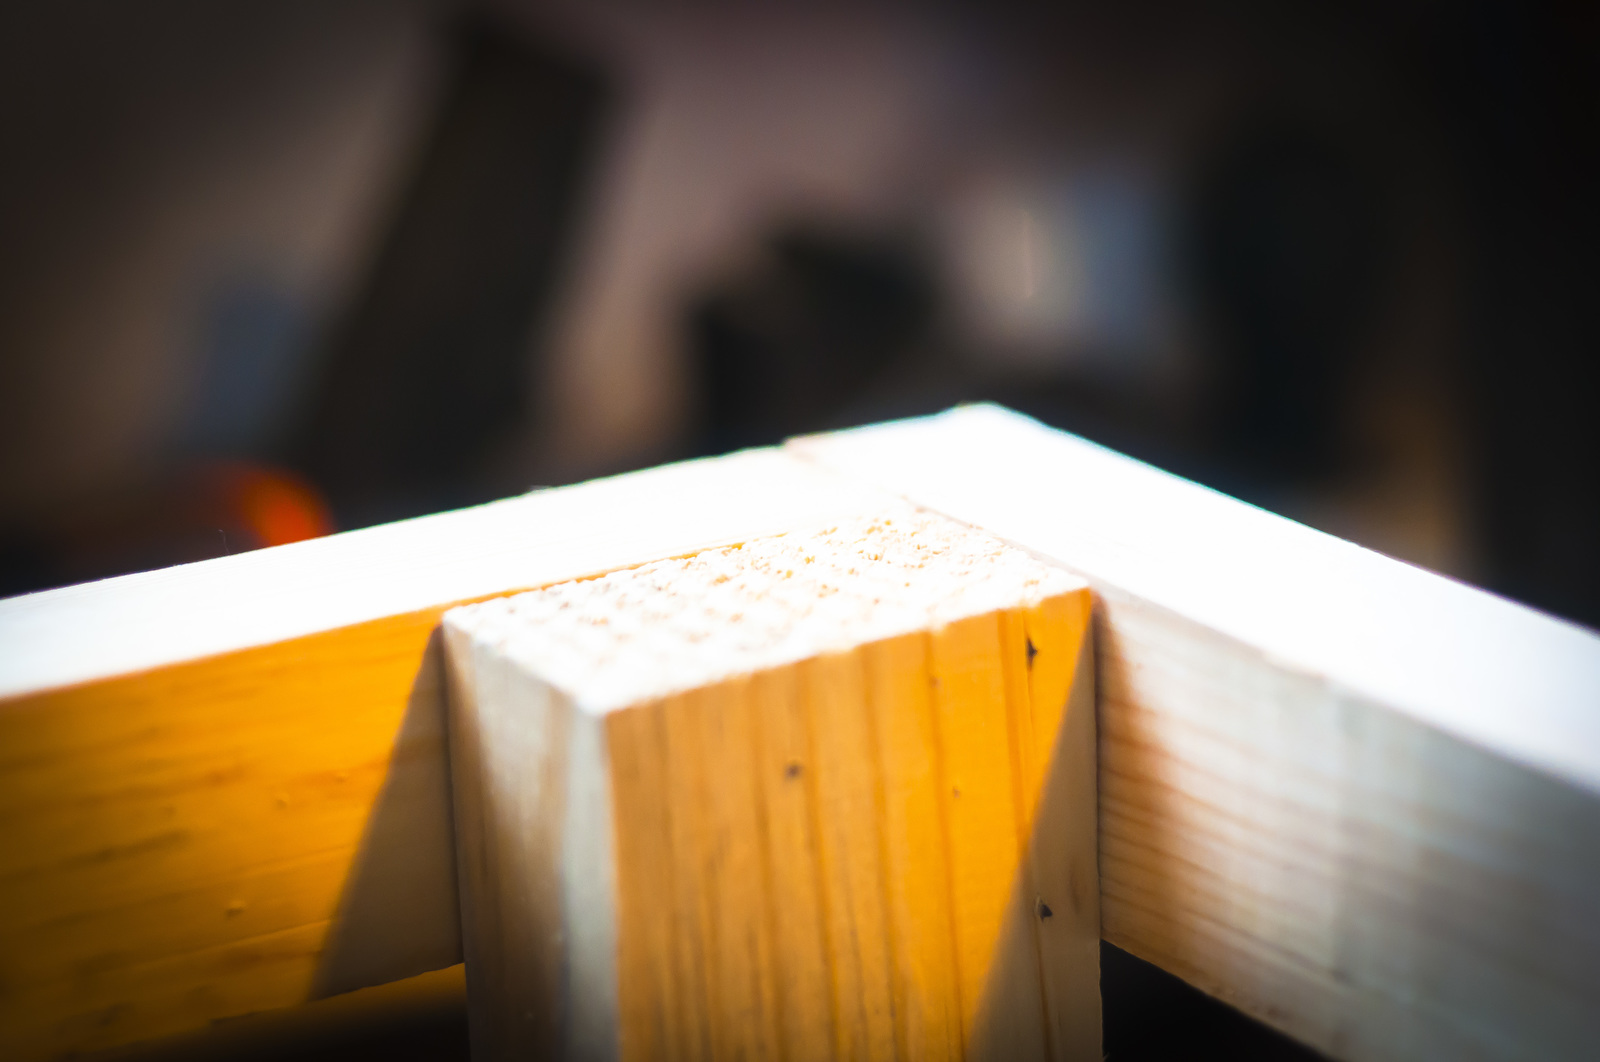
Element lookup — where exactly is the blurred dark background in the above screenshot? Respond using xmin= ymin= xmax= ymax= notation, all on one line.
xmin=1 ymin=0 xmax=1595 ymax=1056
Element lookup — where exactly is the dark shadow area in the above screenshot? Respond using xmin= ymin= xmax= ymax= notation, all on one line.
xmin=1181 ymin=111 xmax=1394 ymax=490
xmin=1102 ymin=941 xmax=1326 ymax=1062
xmin=103 ymin=968 xmax=470 ymax=1062
xmin=103 ymin=943 xmax=1319 ymax=1062
xmin=3 ymin=1 xmax=1595 ymax=626
xmin=286 ymin=16 xmax=612 ymax=530
xmin=312 ymin=628 xmax=463 ymax=999
xmin=673 ymin=3 xmax=1600 ymax=630
xmin=691 ymin=223 xmax=941 ymax=457
xmin=0 ymin=9 xmax=611 ymax=593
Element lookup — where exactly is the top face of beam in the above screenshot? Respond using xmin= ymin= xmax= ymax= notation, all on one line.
xmin=0 ymin=449 xmax=894 ymax=700
xmin=445 ymin=510 xmax=1084 ymax=714
xmin=789 ymin=403 xmax=1600 ymax=798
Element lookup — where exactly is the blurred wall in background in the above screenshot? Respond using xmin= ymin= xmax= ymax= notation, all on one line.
xmin=0 ymin=0 xmax=1594 ymax=630
xmin=0 ymin=0 xmax=440 ymax=513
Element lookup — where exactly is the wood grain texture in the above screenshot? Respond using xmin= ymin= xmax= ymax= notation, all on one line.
xmin=441 ymin=514 xmax=1100 ymax=1062
xmin=0 ymin=450 xmax=889 ymax=1061
xmin=11 ymin=401 xmax=1593 ymax=1061
xmin=791 ymin=404 xmax=1600 ymax=1062
xmin=0 ymin=610 xmax=458 ymax=1061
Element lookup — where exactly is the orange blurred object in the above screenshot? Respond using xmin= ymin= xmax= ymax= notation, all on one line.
xmin=201 ymin=462 xmax=336 ymax=548
xmin=0 ymin=462 xmax=337 ymax=597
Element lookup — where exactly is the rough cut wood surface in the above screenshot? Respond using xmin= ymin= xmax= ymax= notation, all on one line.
xmin=791 ymin=405 xmax=1600 ymax=1062
xmin=442 ymin=511 xmax=1098 ymax=1062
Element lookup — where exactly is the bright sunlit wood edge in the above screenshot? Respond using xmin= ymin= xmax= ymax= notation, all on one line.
xmin=791 ymin=403 xmax=1600 ymax=799
xmin=0 ymin=447 xmax=892 ymax=700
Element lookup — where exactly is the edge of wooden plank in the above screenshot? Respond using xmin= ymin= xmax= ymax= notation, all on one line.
xmin=0 ymin=445 xmax=892 ymax=1060
xmin=0 ymin=447 xmax=891 ymax=701
xmin=790 ymin=403 xmax=1600 ymax=1060
xmin=787 ymin=403 xmax=1600 ymax=799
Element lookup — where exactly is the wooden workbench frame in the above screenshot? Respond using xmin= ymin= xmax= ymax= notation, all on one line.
xmin=2 ymin=404 xmax=1597 ymax=1061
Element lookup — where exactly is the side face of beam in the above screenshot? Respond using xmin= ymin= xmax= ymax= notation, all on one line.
xmin=0 ymin=609 xmax=461 ymax=1061
xmin=0 ymin=450 xmax=888 ymax=1061
xmin=790 ymin=405 xmax=1600 ymax=1062
xmin=441 ymin=513 xmax=1100 ymax=1062
xmin=1093 ymin=584 xmax=1600 ymax=1061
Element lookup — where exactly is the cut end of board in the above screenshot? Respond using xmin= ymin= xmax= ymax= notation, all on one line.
xmin=445 ymin=509 xmax=1082 ymax=714
xmin=443 ymin=509 xmax=1099 ymax=1062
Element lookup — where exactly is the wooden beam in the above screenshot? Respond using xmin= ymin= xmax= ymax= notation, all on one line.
xmin=441 ymin=511 xmax=1099 ymax=1061
xmin=0 ymin=450 xmax=889 ymax=1061
xmin=3 ymin=403 xmax=1597 ymax=1061
xmin=791 ymin=404 xmax=1600 ymax=1062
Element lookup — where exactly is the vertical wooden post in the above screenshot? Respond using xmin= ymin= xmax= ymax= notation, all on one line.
xmin=443 ymin=511 xmax=1099 ymax=1061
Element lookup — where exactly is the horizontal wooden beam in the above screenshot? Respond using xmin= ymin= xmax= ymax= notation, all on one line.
xmin=791 ymin=405 xmax=1600 ymax=1062
xmin=0 ymin=451 xmax=889 ymax=1060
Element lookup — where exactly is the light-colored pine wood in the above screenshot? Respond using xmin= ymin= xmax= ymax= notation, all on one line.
xmin=791 ymin=403 xmax=1600 ymax=1062
xmin=0 ymin=450 xmax=889 ymax=1061
xmin=7 ymin=401 xmax=1597 ymax=1062
xmin=441 ymin=512 xmax=1099 ymax=1062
